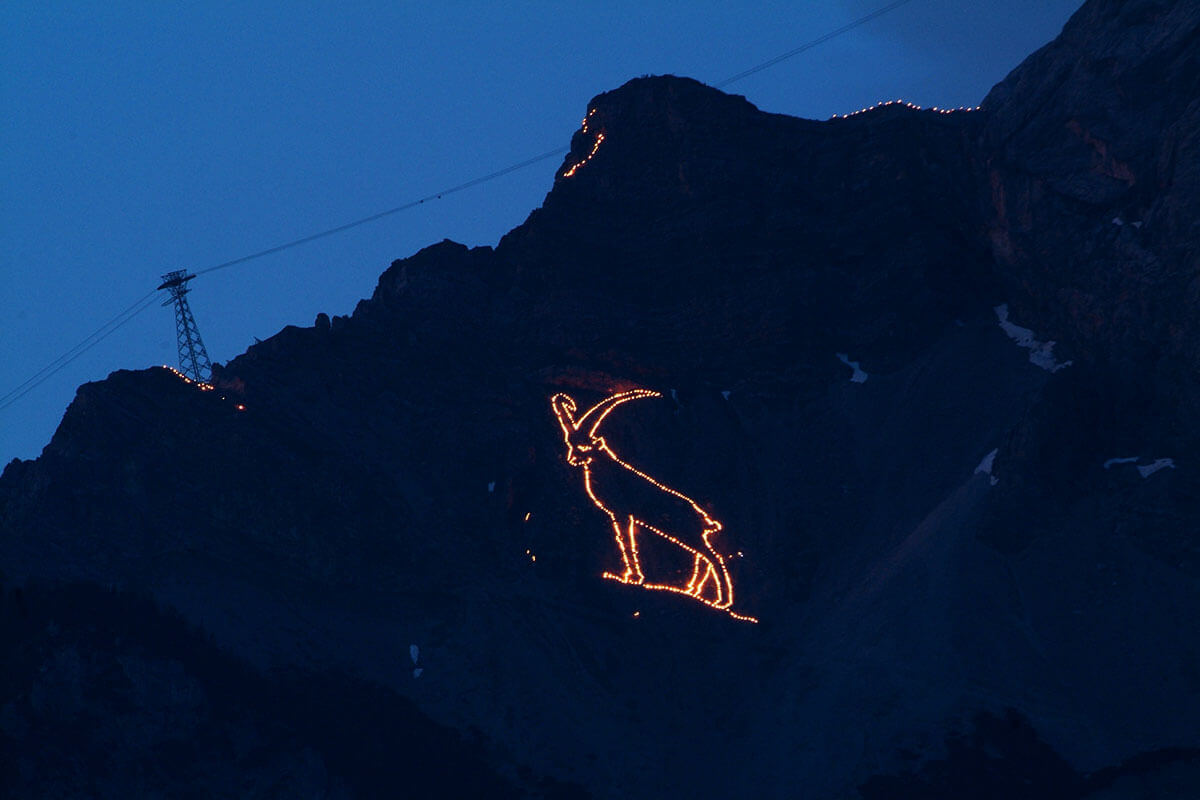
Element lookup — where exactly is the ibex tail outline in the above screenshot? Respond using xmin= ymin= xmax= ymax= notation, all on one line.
xmin=551 ymin=390 xmax=757 ymax=623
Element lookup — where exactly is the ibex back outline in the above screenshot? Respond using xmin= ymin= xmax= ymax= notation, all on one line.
xmin=551 ymin=390 xmax=757 ymax=623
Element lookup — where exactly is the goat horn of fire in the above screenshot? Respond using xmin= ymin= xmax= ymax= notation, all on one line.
xmin=573 ymin=389 xmax=661 ymax=437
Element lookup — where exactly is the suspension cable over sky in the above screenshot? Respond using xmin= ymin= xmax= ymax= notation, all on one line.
xmin=0 ymin=291 xmax=159 ymax=412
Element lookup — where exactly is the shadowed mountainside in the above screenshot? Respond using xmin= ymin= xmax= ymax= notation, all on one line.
xmin=0 ymin=583 xmax=558 ymax=799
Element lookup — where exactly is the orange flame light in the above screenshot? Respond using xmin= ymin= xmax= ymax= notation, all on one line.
xmin=160 ymin=364 xmax=215 ymax=391
xmin=829 ymin=98 xmax=980 ymax=119
xmin=562 ymin=109 xmax=604 ymax=178
xmin=551 ymin=390 xmax=757 ymax=623
xmin=160 ymin=365 xmax=245 ymax=411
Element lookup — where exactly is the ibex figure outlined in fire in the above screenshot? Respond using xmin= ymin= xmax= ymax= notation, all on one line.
xmin=551 ymin=390 xmax=756 ymax=622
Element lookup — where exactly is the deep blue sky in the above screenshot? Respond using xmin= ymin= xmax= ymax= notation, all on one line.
xmin=1 ymin=0 xmax=1083 ymax=463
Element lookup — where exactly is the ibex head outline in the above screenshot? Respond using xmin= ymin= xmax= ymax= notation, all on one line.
xmin=550 ymin=389 xmax=757 ymax=623
xmin=550 ymin=389 xmax=659 ymax=467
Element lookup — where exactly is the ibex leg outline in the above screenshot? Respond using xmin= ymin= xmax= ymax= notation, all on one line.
xmin=551 ymin=390 xmax=756 ymax=622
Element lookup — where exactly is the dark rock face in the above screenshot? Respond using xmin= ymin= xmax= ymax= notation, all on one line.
xmin=0 ymin=584 xmax=534 ymax=799
xmin=982 ymin=0 xmax=1200 ymax=379
xmin=859 ymin=710 xmax=1200 ymax=800
xmin=2 ymin=0 xmax=1199 ymax=797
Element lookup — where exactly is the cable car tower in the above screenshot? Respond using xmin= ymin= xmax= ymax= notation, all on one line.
xmin=157 ymin=270 xmax=212 ymax=383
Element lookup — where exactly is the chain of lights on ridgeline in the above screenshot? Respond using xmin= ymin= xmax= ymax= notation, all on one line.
xmin=158 ymin=365 xmax=245 ymax=411
xmin=562 ymin=109 xmax=604 ymax=178
xmin=830 ymin=97 xmax=980 ymax=119
xmin=551 ymin=390 xmax=758 ymax=623
xmin=560 ymin=99 xmax=980 ymax=180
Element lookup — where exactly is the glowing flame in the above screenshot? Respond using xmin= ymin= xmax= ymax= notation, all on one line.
xmin=160 ymin=364 xmax=214 ymax=391
xmin=160 ymin=365 xmax=246 ymax=411
xmin=829 ymin=98 xmax=980 ymax=120
xmin=562 ymin=109 xmax=605 ymax=178
xmin=563 ymin=132 xmax=605 ymax=178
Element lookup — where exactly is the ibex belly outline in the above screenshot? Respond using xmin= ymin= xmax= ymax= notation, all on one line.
xmin=551 ymin=390 xmax=756 ymax=622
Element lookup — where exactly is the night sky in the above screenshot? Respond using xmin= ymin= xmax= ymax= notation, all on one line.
xmin=1 ymin=1 xmax=1083 ymax=462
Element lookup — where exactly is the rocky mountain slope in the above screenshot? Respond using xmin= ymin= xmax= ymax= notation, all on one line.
xmin=3 ymin=0 xmax=1199 ymax=796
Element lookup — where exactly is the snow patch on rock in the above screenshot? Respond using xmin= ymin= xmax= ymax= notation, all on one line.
xmin=1104 ymin=457 xmax=1176 ymax=479
xmin=409 ymin=644 xmax=422 ymax=677
xmin=835 ymin=353 xmax=868 ymax=383
xmin=1103 ymin=457 xmax=1139 ymax=470
xmin=1138 ymin=458 xmax=1176 ymax=478
xmin=995 ymin=304 xmax=1072 ymax=372
xmin=975 ymin=448 xmax=1000 ymax=485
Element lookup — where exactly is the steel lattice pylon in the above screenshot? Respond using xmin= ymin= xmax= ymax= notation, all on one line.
xmin=157 ymin=270 xmax=212 ymax=383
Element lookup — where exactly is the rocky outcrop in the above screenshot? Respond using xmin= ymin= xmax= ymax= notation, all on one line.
xmin=982 ymin=0 xmax=1199 ymax=380
xmin=977 ymin=0 xmax=1200 ymax=578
